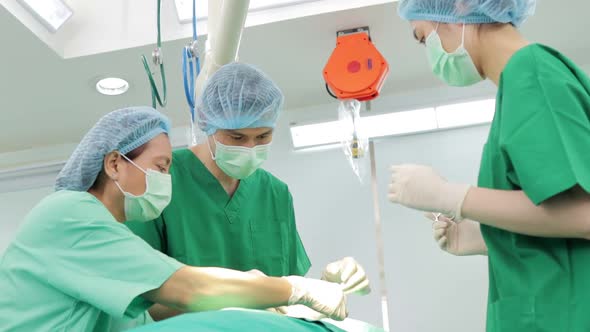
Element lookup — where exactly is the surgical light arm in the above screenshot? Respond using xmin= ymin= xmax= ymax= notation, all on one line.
xmin=193 ymin=0 xmax=250 ymax=104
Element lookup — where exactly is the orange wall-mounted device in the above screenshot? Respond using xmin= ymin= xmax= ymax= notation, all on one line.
xmin=323 ymin=27 xmax=389 ymax=102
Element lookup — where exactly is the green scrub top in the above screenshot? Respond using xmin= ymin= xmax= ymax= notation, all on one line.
xmin=478 ymin=44 xmax=590 ymax=331
xmin=0 ymin=191 xmax=184 ymax=332
xmin=127 ymin=148 xmax=311 ymax=277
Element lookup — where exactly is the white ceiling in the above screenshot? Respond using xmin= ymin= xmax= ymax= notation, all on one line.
xmin=1 ymin=0 xmax=396 ymax=58
xmin=1 ymin=1 xmax=590 ymax=157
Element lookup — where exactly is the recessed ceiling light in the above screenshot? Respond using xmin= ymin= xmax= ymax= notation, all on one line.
xmin=96 ymin=78 xmax=129 ymax=96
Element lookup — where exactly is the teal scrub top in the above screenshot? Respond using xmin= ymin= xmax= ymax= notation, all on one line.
xmin=478 ymin=44 xmax=590 ymax=331
xmin=127 ymin=149 xmax=311 ymax=277
xmin=0 ymin=191 xmax=184 ymax=332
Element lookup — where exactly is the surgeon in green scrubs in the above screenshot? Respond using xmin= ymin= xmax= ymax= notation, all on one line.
xmin=0 ymin=107 xmax=348 ymax=332
xmin=388 ymin=0 xmax=590 ymax=331
xmin=127 ymin=63 xmax=370 ymax=319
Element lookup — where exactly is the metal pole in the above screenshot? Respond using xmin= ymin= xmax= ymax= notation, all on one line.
xmin=369 ymin=140 xmax=390 ymax=331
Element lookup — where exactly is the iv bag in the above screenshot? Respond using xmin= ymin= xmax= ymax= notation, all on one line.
xmin=187 ymin=115 xmax=207 ymax=147
xmin=338 ymin=99 xmax=369 ymax=183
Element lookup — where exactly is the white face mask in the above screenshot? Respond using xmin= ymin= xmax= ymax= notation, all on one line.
xmin=425 ymin=23 xmax=483 ymax=87
xmin=114 ymin=154 xmax=172 ymax=222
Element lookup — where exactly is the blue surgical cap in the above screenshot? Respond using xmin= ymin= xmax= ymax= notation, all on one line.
xmin=55 ymin=106 xmax=171 ymax=192
xmin=398 ymin=0 xmax=536 ymax=27
xmin=197 ymin=62 xmax=284 ymax=136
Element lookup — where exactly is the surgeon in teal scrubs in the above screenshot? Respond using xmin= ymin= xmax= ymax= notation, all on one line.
xmin=388 ymin=0 xmax=590 ymax=331
xmin=128 ymin=63 xmax=370 ymax=319
xmin=0 ymin=107 xmax=347 ymax=332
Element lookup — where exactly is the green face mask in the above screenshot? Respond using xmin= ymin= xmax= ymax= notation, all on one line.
xmin=115 ymin=154 xmax=172 ymax=222
xmin=425 ymin=24 xmax=483 ymax=87
xmin=208 ymin=136 xmax=271 ymax=180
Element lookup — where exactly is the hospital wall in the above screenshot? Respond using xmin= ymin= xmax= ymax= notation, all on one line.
xmin=0 ymin=187 xmax=51 ymax=253
xmin=1 ymin=83 xmax=495 ymax=331
xmin=266 ymin=125 xmax=491 ymax=331
xmin=264 ymin=84 xmax=494 ymax=331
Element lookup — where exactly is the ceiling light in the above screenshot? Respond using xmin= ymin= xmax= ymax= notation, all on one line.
xmin=290 ymin=120 xmax=343 ymax=148
xmin=96 ymin=78 xmax=129 ymax=96
xmin=174 ymin=0 xmax=207 ymax=22
xmin=290 ymin=99 xmax=496 ymax=149
xmin=290 ymin=108 xmax=437 ymax=149
xmin=174 ymin=0 xmax=319 ymax=23
xmin=435 ymin=99 xmax=495 ymax=129
xmin=17 ymin=0 xmax=73 ymax=33
xmin=363 ymin=108 xmax=437 ymax=139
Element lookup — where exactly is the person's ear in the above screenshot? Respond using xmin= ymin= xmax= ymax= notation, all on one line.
xmin=104 ymin=152 xmax=122 ymax=180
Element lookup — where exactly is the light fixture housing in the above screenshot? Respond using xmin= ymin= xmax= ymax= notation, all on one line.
xmin=96 ymin=78 xmax=130 ymax=96
xmin=16 ymin=0 xmax=73 ymax=33
xmin=290 ymin=98 xmax=496 ymax=149
xmin=173 ymin=0 xmax=319 ymax=23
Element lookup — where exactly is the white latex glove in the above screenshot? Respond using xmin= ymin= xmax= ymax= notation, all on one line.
xmin=322 ymin=257 xmax=371 ymax=296
xmin=276 ymin=305 xmax=326 ymax=321
xmin=245 ymin=270 xmax=328 ymax=321
xmin=245 ymin=269 xmax=265 ymax=276
xmin=388 ymin=164 xmax=471 ymax=219
xmin=246 ymin=270 xmax=345 ymax=321
xmin=283 ymin=276 xmax=348 ymax=321
xmin=426 ymin=213 xmax=488 ymax=256
xmin=244 ymin=269 xmax=287 ymax=315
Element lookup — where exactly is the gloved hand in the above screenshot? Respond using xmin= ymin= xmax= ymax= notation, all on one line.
xmin=388 ymin=164 xmax=471 ymax=220
xmin=426 ymin=213 xmax=488 ymax=256
xmin=322 ymin=257 xmax=371 ymax=296
xmin=246 ymin=270 xmax=330 ymax=321
xmin=245 ymin=269 xmax=266 ymax=277
xmin=283 ymin=276 xmax=348 ymax=321
xmin=275 ymin=305 xmax=327 ymax=321
xmin=244 ymin=270 xmax=292 ymax=315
